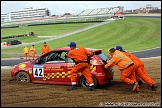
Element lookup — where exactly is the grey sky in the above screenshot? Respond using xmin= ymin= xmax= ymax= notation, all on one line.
xmin=1 ymin=1 xmax=161 ymax=15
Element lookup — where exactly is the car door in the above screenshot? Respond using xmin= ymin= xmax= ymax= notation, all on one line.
xmin=58 ymin=51 xmax=75 ymax=83
xmin=42 ymin=51 xmax=74 ymax=84
xmin=32 ymin=50 xmax=75 ymax=85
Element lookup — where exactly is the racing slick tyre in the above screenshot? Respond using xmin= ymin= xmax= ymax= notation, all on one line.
xmin=16 ymin=72 xmax=31 ymax=83
xmin=79 ymin=75 xmax=98 ymax=88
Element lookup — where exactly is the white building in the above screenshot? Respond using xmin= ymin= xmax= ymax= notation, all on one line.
xmin=1 ymin=7 xmax=50 ymax=22
xmin=1 ymin=13 xmax=10 ymax=23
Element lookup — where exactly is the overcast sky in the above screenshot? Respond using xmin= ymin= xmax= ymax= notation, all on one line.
xmin=1 ymin=1 xmax=161 ymax=15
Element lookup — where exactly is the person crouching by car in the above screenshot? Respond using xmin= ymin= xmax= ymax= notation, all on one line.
xmin=67 ymin=42 xmax=95 ymax=91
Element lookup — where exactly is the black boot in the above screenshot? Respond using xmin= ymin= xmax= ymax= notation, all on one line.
xmin=151 ymin=84 xmax=158 ymax=91
xmin=67 ymin=85 xmax=76 ymax=91
xmin=88 ymin=85 xmax=95 ymax=91
xmin=138 ymin=80 xmax=143 ymax=85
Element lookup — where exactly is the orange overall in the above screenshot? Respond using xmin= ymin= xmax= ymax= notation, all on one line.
xmin=24 ymin=46 xmax=30 ymax=60
xmin=42 ymin=45 xmax=50 ymax=54
xmin=68 ymin=46 xmax=94 ymax=86
xmin=104 ymin=50 xmax=136 ymax=85
xmin=123 ymin=52 xmax=156 ymax=86
xmin=30 ymin=46 xmax=36 ymax=59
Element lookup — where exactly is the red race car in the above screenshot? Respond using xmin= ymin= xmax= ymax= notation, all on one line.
xmin=11 ymin=47 xmax=114 ymax=88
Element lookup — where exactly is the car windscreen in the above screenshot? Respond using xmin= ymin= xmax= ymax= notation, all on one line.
xmin=97 ymin=52 xmax=111 ymax=61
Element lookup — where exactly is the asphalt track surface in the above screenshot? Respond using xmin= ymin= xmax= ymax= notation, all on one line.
xmin=1 ymin=47 xmax=161 ymax=67
xmin=131 ymin=47 xmax=161 ymax=58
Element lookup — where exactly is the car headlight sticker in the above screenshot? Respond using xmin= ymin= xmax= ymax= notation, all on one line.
xmin=29 ymin=69 xmax=32 ymax=74
xmin=19 ymin=64 xmax=26 ymax=68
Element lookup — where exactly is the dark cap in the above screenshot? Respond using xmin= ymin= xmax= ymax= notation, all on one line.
xmin=44 ymin=42 xmax=46 ymax=44
xmin=67 ymin=42 xmax=76 ymax=47
xmin=116 ymin=46 xmax=123 ymax=50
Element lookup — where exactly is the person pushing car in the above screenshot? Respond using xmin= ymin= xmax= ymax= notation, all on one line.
xmin=104 ymin=48 xmax=139 ymax=93
xmin=67 ymin=42 xmax=95 ymax=91
xmin=115 ymin=45 xmax=158 ymax=91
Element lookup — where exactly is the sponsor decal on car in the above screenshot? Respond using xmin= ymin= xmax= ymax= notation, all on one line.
xmin=89 ymin=65 xmax=96 ymax=72
xmin=97 ymin=74 xmax=105 ymax=76
xmin=67 ymin=63 xmax=75 ymax=67
xmin=89 ymin=59 xmax=97 ymax=72
xmin=43 ymin=71 xmax=72 ymax=80
xmin=29 ymin=69 xmax=32 ymax=74
xmin=19 ymin=64 xmax=26 ymax=68
xmin=92 ymin=59 xmax=97 ymax=64
xmin=44 ymin=66 xmax=64 ymax=71
xmin=42 ymin=71 xmax=83 ymax=81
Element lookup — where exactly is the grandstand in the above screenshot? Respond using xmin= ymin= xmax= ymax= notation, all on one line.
xmin=1 ymin=6 xmax=124 ymax=27
xmin=78 ymin=6 xmax=124 ymax=17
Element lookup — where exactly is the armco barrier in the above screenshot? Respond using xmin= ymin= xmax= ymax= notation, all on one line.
xmin=1 ymin=34 xmax=27 ymax=39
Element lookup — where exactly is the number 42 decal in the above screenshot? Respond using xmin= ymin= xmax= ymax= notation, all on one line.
xmin=33 ymin=65 xmax=44 ymax=78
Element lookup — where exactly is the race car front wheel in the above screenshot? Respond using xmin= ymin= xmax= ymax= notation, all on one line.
xmin=16 ymin=72 xmax=31 ymax=83
xmin=79 ymin=75 xmax=98 ymax=88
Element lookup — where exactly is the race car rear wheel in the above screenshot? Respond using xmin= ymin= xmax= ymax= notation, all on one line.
xmin=16 ymin=72 xmax=31 ymax=83
xmin=79 ymin=75 xmax=98 ymax=88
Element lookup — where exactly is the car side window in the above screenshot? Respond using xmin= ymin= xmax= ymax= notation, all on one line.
xmin=67 ymin=58 xmax=74 ymax=63
xmin=57 ymin=51 xmax=74 ymax=63
xmin=46 ymin=52 xmax=59 ymax=62
xmin=46 ymin=51 xmax=66 ymax=63
xmin=35 ymin=51 xmax=75 ymax=64
xmin=65 ymin=52 xmax=74 ymax=63
xmin=36 ymin=54 xmax=48 ymax=64
xmin=59 ymin=51 xmax=73 ymax=63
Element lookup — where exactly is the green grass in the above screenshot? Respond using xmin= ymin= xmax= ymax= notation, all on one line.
xmin=1 ymin=53 xmax=12 ymax=58
xmin=1 ymin=22 xmax=98 ymax=37
xmin=1 ymin=18 xmax=161 ymax=58
xmin=1 ymin=22 xmax=99 ymax=43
